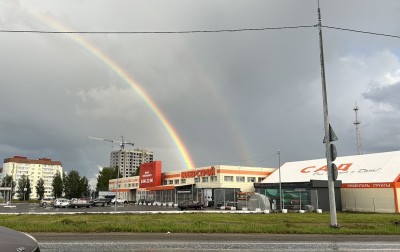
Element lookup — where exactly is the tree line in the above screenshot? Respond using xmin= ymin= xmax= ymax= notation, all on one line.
xmin=1 ymin=167 xmax=118 ymax=200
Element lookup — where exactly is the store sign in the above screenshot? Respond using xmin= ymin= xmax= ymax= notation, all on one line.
xmin=343 ymin=183 xmax=393 ymax=188
xmin=181 ymin=166 xmax=215 ymax=179
xmin=139 ymin=161 xmax=162 ymax=188
xmin=300 ymin=163 xmax=353 ymax=173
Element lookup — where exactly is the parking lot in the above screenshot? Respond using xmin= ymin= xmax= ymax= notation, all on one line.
xmin=0 ymin=202 xmax=191 ymax=214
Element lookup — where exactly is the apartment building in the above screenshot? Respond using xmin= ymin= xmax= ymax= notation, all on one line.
xmin=110 ymin=149 xmax=153 ymax=178
xmin=2 ymin=156 xmax=63 ymax=199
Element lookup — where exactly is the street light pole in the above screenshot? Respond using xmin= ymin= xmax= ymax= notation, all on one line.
xmin=277 ymin=150 xmax=283 ymax=211
xmin=317 ymin=0 xmax=338 ymax=227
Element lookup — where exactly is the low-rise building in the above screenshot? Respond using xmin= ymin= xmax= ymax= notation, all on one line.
xmin=109 ymin=161 xmax=275 ymax=208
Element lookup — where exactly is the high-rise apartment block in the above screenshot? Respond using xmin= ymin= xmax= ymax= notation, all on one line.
xmin=110 ymin=149 xmax=153 ymax=177
xmin=2 ymin=156 xmax=63 ymax=199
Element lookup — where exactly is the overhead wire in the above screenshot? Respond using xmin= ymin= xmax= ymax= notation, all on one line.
xmin=0 ymin=25 xmax=316 ymax=34
xmin=0 ymin=25 xmax=399 ymax=39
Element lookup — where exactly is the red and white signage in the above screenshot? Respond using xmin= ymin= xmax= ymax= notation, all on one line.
xmin=262 ymin=150 xmax=400 ymax=185
xmin=139 ymin=161 xmax=162 ymax=188
xmin=181 ymin=166 xmax=215 ymax=179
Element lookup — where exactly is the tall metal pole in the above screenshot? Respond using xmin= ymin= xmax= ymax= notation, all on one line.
xmin=317 ymin=0 xmax=338 ymax=227
xmin=277 ymin=150 xmax=282 ymax=211
xmin=115 ymin=165 xmax=119 ymax=212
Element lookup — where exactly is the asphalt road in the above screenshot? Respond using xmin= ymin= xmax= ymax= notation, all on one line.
xmin=4 ymin=203 xmax=400 ymax=251
xmin=34 ymin=233 xmax=400 ymax=252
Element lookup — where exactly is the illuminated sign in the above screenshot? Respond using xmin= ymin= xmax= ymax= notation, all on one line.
xmin=181 ymin=167 xmax=215 ymax=179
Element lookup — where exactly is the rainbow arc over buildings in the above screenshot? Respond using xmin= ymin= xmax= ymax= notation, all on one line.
xmin=31 ymin=10 xmax=195 ymax=170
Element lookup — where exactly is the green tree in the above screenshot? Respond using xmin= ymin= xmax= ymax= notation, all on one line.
xmin=52 ymin=171 xmax=63 ymax=198
xmin=64 ymin=170 xmax=90 ymax=199
xmin=96 ymin=166 xmax=118 ymax=191
xmin=133 ymin=167 xmax=140 ymax=176
xmin=80 ymin=176 xmax=91 ymax=198
xmin=35 ymin=178 xmax=45 ymax=200
xmin=16 ymin=175 xmax=32 ymax=201
xmin=0 ymin=175 xmax=15 ymax=200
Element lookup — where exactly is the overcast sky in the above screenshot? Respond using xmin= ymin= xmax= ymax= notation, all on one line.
xmin=1 ymin=0 xmax=399 ymax=187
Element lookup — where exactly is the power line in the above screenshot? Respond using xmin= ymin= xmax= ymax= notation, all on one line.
xmin=0 ymin=25 xmax=316 ymax=34
xmin=1 ymin=25 xmax=399 ymax=39
xmin=322 ymin=25 xmax=400 ymax=39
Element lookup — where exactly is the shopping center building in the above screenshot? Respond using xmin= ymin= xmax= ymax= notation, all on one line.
xmin=255 ymin=150 xmax=400 ymax=213
xmin=109 ymin=161 xmax=275 ymax=208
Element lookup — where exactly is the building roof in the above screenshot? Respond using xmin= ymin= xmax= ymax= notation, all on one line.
xmin=261 ymin=150 xmax=400 ymax=184
xmin=3 ymin=156 xmax=62 ymax=166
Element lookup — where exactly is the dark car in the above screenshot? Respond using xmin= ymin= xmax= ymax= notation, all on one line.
xmin=91 ymin=197 xmax=112 ymax=206
xmin=0 ymin=226 xmax=40 ymax=252
xmin=178 ymin=200 xmax=203 ymax=210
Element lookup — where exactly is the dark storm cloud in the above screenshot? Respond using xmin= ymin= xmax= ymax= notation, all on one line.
xmin=363 ymin=81 xmax=400 ymax=110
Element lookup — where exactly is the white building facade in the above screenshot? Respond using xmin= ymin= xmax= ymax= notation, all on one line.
xmin=110 ymin=149 xmax=153 ymax=178
xmin=2 ymin=156 xmax=63 ymax=199
xmin=258 ymin=150 xmax=400 ymax=213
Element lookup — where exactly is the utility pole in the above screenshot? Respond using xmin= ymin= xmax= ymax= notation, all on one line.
xmin=317 ymin=0 xmax=339 ymax=228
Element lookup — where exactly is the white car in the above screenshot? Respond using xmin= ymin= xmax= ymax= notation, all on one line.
xmin=111 ymin=198 xmax=128 ymax=204
xmin=54 ymin=198 xmax=70 ymax=208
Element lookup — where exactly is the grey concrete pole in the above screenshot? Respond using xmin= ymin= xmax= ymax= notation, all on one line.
xmin=317 ymin=1 xmax=338 ymax=227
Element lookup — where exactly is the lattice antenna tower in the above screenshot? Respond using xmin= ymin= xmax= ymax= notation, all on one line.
xmin=353 ymin=102 xmax=363 ymax=155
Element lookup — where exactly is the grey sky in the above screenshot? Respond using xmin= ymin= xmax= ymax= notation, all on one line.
xmin=1 ymin=0 xmax=399 ymax=187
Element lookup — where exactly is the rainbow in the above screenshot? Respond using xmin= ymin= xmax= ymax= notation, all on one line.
xmin=30 ymin=10 xmax=195 ymax=170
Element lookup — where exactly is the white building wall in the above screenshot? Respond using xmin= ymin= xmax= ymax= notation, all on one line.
xmin=341 ymin=188 xmax=395 ymax=213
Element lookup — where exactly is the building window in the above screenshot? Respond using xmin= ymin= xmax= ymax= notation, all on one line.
xmin=247 ymin=177 xmax=256 ymax=182
xmin=258 ymin=177 xmax=264 ymax=182
xmin=194 ymin=177 xmax=200 ymax=183
xmin=236 ymin=176 xmax=245 ymax=182
xmin=163 ymin=180 xmax=167 ymax=185
xmin=168 ymin=180 xmax=173 ymax=185
xmin=224 ymin=176 xmax=233 ymax=182
xmin=211 ymin=176 xmax=218 ymax=182
xmin=174 ymin=179 xmax=179 ymax=184
xmin=202 ymin=177 xmax=209 ymax=183
xmin=180 ymin=179 xmax=186 ymax=184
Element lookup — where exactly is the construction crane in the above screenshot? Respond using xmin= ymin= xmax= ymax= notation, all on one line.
xmin=88 ymin=136 xmax=134 ymax=150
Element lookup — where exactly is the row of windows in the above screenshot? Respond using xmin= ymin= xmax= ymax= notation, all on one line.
xmin=161 ymin=176 xmax=264 ymax=185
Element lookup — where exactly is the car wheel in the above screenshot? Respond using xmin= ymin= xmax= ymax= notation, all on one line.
xmin=74 ymin=205 xmax=78 ymax=209
xmin=87 ymin=205 xmax=92 ymax=208
xmin=42 ymin=202 xmax=47 ymax=207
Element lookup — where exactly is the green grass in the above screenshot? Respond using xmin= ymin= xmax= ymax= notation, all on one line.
xmin=1 ymin=212 xmax=399 ymax=234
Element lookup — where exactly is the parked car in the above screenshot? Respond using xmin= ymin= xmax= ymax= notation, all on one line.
xmin=111 ymin=198 xmax=128 ymax=204
xmin=91 ymin=197 xmax=112 ymax=206
xmin=69 ymin=198 xmax=93 ymax=208
xmin=178 ymin=200 xmax=203 ymax=210
xmin=39 ymin=197 xmax=55 ymax=207
xmin=54 ymin=198 xmax=70 ymax=208
xmin=0 ymin=226 xmax=40 ymax=252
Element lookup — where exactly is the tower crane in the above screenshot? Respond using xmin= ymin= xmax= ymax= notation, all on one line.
xmin=88 ymin=136 xmax=134 ymax=150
